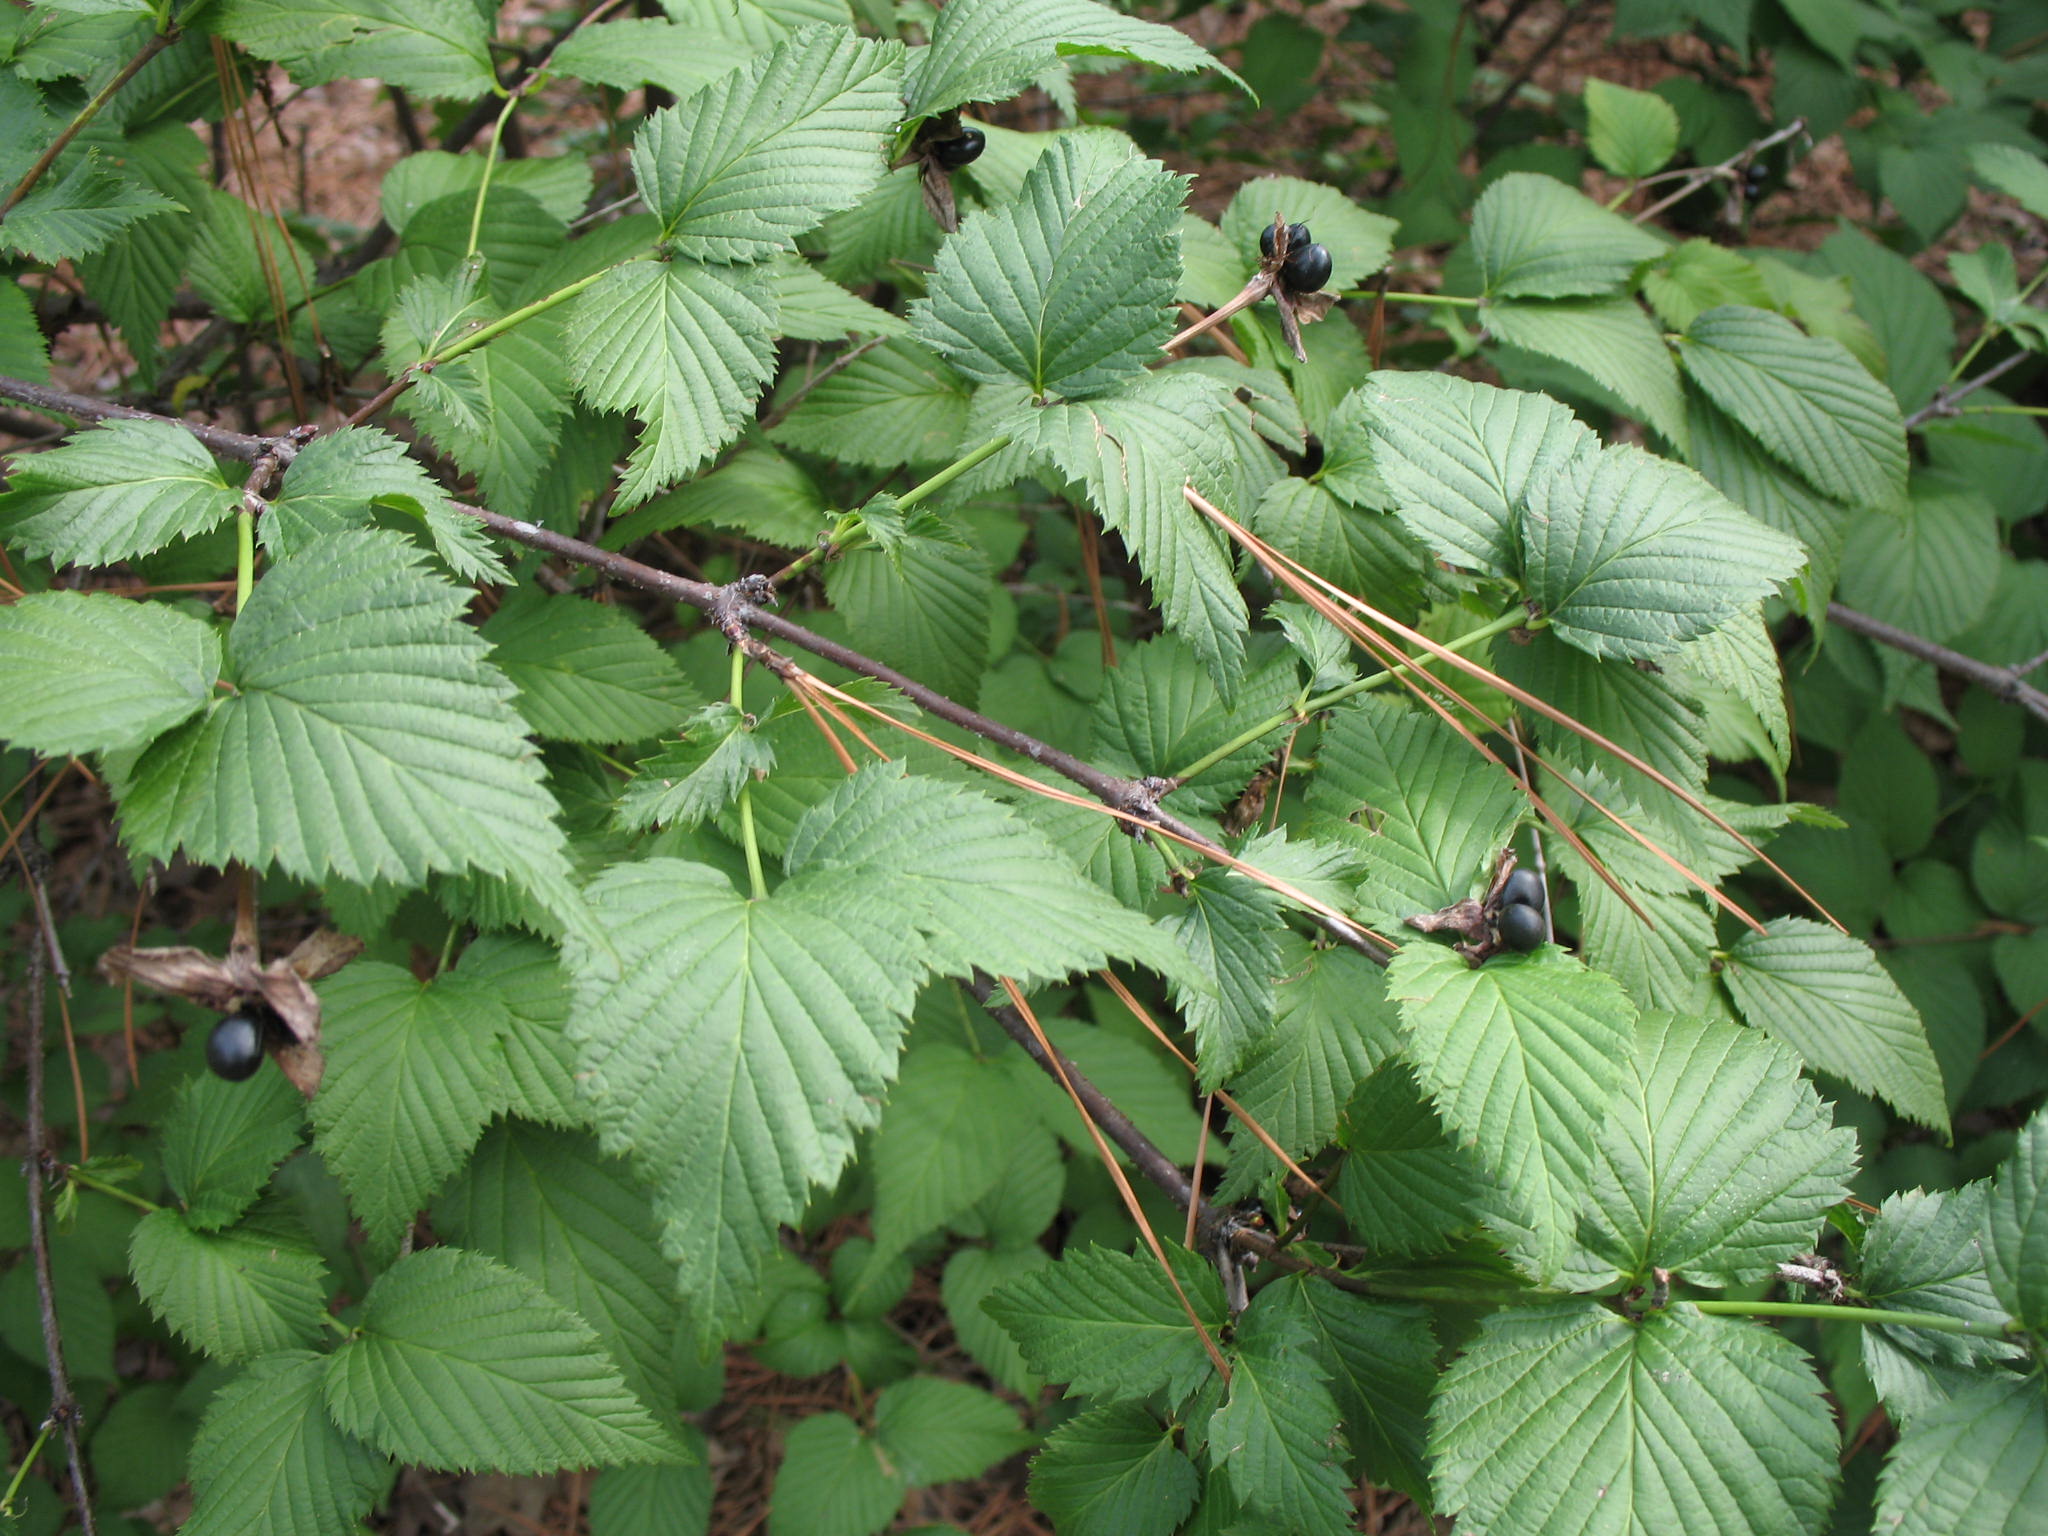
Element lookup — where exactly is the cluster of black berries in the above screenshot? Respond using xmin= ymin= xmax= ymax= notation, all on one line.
xmin=1259 ymin=220 xmax=1332 ymax=294
xmin=929 ymin=128 xmax=984 ymax=169
xmin=1495 ymin=868 xmax=1548 ymax=953
xmin=206 ymin=1003 xmax=277 ymax=1081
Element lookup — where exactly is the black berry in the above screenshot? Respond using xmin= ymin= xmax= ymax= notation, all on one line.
xmin=1258 ymin=221 xmax=1312 ymax=260
xmin=1502 ymin=868 xmax=1546 ymax=911
xmin=1498 ymin=901 xmax=1547 ymax=952
xmin=931 ymin=129 xmax=985 ymax=169
xmin=206 ymin=1012 xmax=267 ymax=1081
xmin=1280 ymin=241 xmax=1333 ymax=294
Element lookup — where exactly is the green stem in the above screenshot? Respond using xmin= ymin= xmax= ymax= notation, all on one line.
xmin=1 ymin=1421 xmax=52 ymax=1517
xmin=68 ymin=1169 xmax=160 ymax=1215
xmin=1947 ymin=327 xmax=1995 ymax=387
xmin=1964 ymin=403 xmax=2048 ymax=416
xmin=896 ymin=435 xmax=1012 ymax=509
xmin=235 ymin=507 xmax=255 ymax=613
xmin=429 ymin=262 xmax=630 ymax=369
xmin=1352 ymin=290 xmax=1482 ymax=308
xmin=1168 ymin=605 xmax=1534 ymax=783
xmin=465 ymin=94 xmax=520 ymax=260
xmin=1691 ymin=1299 xmax=2022 ymax=1340
xmin=737 ymin=787 xmax=768 ymax=901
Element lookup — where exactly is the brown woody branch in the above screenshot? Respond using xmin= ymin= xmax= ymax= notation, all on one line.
xmin=1827 ymin=602 xmax=2048 ymax=726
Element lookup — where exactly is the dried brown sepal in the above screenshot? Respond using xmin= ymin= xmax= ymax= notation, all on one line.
xmin=97 ymin=928 xmax=362 ymax=1097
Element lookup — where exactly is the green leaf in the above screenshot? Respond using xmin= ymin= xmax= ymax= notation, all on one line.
xmin=1873 ymin=1373 xmax=2048 ymax=1536
xmin=1207 ymin=1306 xmax=1353 ymax=1536
xmin=0 ymin=591 xmax=219 ymax=757
xmin=823 ymin=526 xmax=992 ymax=703
xmin=1308 ymin=696 xmax=1527 ymax=928
xmin=913 ymin=135 xmax=1188 ymax=400
xmin=603 ymin=443 xmax=825 ymax=549
xmin=1468 ymin=173 xmax=1667 ymax=300
xmin=1968 ymin=142 xmax=2048 ymax=221
xmin=1353 ymin=370 xmax=1595 ymax=577
xmin=782 ymin=762 xmax=1187 ymax=989
xmin=550 ymin=17 xmax=752 ymax=96
xmin=0 ymin=276 xmax=50 ymax=381
xmin=942 ymin=1245 xmax=1051 ymax=1396
xmin=1485 ymin=295 xmax=1687 ymax=449
xmin=1027 ymin=1404 xmax=1198 ymax=1536
xmin=0 ymin=151 xmax=179 ymax=262
xmin=0 ymin=418 xmax=239 ymax=566
xmin=588 ymin=1450 xmax=714 ymax=1536
xmin=567 ymin=258 xmax=778 ymax=509
xmin=128 ymin=1206 xmax=330 ymax=1362
xmin=631 ymin=27 xmax=903 ymax=260
xmin=310 ymin=962 xmax=512 ymax=1250
xmin=1336 ymin=1064 xmax=1488 ymax=1256
xmin=1859 ymin=1185 xmax=2024 ymax=1422
xmin=1676 ymin=304 xmax=1908 ymax=508
xmin=768 ymin=1412 xmax=905 ymax=1536
xmin=1493 ymin=632 xmax=1706 ymax=810
xmin=1685 ymin=386 xmax=1849 ymax=618
xmin=1220 ymin=937 xmax=1400 ymax=1163
xmin=403 ymin=324 xmax=572 ymax=521
xmin=1520 ymin=441 xmax=1806 ymax=660
xmin=1641 ymin=241 xmax=1775 ymax=334
xmin=769 ymin=339 xmax=972 ymax=467
xmin=211 ymin=0 xmax=496 ymax=98
xmin=869 ymin=1043 xmax=1039 ymax=1254
xmin=181 ymin=1350 xmax=391 ymax=1536
xmin=1837 ymin=478 xmax=2001 ymax=644
xmin=1576 ymin=1013 xmax=1857 ymax=1287
xmin=452 ymin=934 xmax=588 ymax=1130
xmin=1005 ymin=373 xmax=1248 ymax=691
xmin=903 ymin=0 xmax=1245 ymax=119
xmin=114 ymin=530 xmax=578 ymax=908
xmin=1248 ymin=477 xmax=1436 ymax=622
xmin=615 ymin=703 xmax=774 ymax=832
xmin=161 ymin=1068 xmax=306 ymax=1231
xmin=1584 ymin=78 xmax=1680 ymax=177
xmin=1985 ymin=1106 xmax=2048 ymax=1333
xmin=566 ymin=858 xmax=923 ymax=1330
xmin=983 ymin=1243 xmax=1226 ymax=1406
xmin=323 ymin=1247 xmax=680 ymax=1471
xmin=482 ymin=592 xmax=698 ymax=743
xmin=1159 ymin=870 xmax=1282 ymax=1088
xmin=1261 ymin=1275 xmax=1436 ymax=1506
xmin=1387 ymin=941 xmax=1636 ymax=1281
xmin=435 ymin=1119 xmax=681 ymax=1420
xmin=1431 ymin=1302 xmax=1837 ymax=1535
xmin=1721 ymin=917 xmax=1948 ymax=1134
xmin=769 ymin=254 xmax=910 ymax=340
xmin=267 ymin=425 xmax=508 ymax=584
xmin=873 ymin=1376 xmax=1030 ymax=1485
xmin=659 ymin=0 xmax=851 ymax=49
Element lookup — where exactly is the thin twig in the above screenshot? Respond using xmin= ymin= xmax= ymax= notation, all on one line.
xmin=1901 ymin=350 xmax=2032 ymax=430
xmin=1828 ymin=601 xmax=2048 ymax=725
xmin=0 ymin=28 xmax=177 ymax=218
xmin=1632 ymin=117 xmax=1807 ymax=225
xmin=13 ymin=814 xmax=97 ymax=1533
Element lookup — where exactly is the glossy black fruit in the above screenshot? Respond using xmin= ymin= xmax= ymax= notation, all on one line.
xmin=1259 ymin=221 xmax=1312 ymax=260
xmin=931 ymin=129 xmax=985 ymax=169
xmin=1501 ymin=868 xmax=1547 ymax=910
xmin=1498 ymin=900 xmax=1547 ymax=952
xmin=206 ymin=1012 xmax=266 ymax=1082
xmin=1281 ymin=241 xmax=1333 ymax=293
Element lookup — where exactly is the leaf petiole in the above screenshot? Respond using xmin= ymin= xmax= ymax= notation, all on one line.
xmin=1690 ymin=1298 xmax=2023 ymax=1341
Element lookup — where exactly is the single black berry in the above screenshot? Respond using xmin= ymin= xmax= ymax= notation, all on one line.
xmin=1258 ymin=221 xmax=1312 ymax=260
xmin=1280 ymin=241 xmax=1333 ymax=294
xmin=206 ymin=1012 xmax=267 ymax=1082
xmin=1502 ymin=868 xmax=1547 ymax=911
xmin=931 ymin=129 xmax=985 ymax=169
xmin=1498 ymin=901 xmax=1547 ymax=953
